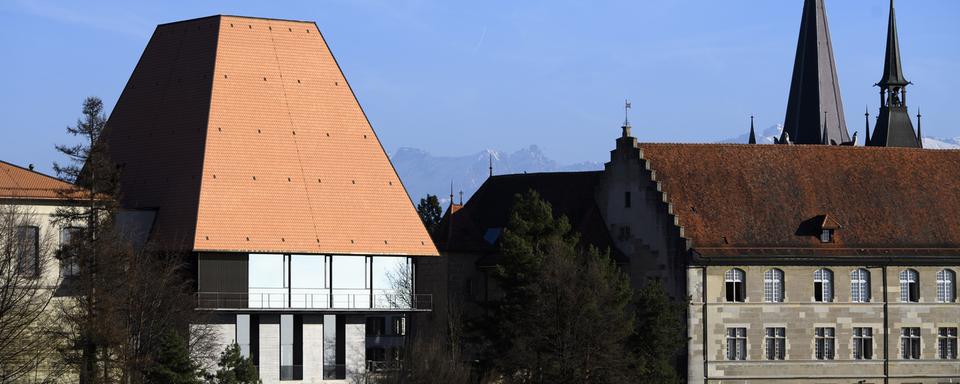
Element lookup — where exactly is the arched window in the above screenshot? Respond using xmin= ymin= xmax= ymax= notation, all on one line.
xmin=724 ymin=269 xmax=745 ymax=302
xmin=764 ymin=269 xmax=784 ymax=303
xmin=937 ymin=269 xmax=956 ymax=303
xmin=900 ymin=269 xmax=920 ymax=303
xmin=814 ymin=268 xmax=833 ymax=302
xmin=851 ymin=269 xmax=871 ymax=303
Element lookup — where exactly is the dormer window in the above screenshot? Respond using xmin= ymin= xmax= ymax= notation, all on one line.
xmin=820 ymin=229 xmax=834 ymax=243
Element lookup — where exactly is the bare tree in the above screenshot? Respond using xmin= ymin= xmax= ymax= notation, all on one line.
xmin=0 ymin=204 xmax=58 ymax=383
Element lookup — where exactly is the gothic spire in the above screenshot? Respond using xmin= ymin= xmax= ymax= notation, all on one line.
xmin=780 ymin=0 xmax=850 ymax=145
xmin=878 ymin=0 xmax=909 ymax=88
xmin=748 ymin=115 xmax=757 ymax=144
xmin=864 ymin=106 xmax=872 ymax=146
xmin=869 ymin=0 xmax=920 ymax=148
xmin=917 ymin=108 xmax=923 ymax=148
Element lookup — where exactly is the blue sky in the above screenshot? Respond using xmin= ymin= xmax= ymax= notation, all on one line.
xmin=2 ymin=0 xmax=958 ymax=174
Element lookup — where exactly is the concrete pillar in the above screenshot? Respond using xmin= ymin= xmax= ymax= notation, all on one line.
xmin=344 ymin=316 xmax=367 ymax=382
xmin=302 ymin=315 xmax=324 ymax=382
xmin=259 ymin=314 xmax=280 ymax=384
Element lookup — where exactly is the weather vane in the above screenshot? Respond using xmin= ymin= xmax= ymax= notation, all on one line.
xmin=624 ymin=99 xmax=632 ymax=127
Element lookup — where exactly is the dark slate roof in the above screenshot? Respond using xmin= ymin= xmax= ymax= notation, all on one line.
xmin=637 ymin=144 xmax=960 ymax=257
xmin=781 ymin=0 xmax=850 ymax=145
xmin=435 ymin=171 xmax=622 ymax=263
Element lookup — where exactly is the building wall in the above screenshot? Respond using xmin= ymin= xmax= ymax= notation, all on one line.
xmin=694 ymin=264 xmax=960 ymax=384
xmin=202 ymin=313 xmax=377 ymax=384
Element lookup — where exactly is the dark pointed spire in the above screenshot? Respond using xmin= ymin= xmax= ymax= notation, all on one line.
xmin=821 ymin=111 xmax=830 ymax=145
xmin=864 ymin=106 xmax=872 ymax=146
xmin=780 ymin=0 xmax=850 ymax=145
xmin=917 ymin=108 xmax=923 ymax=148
xmin=748 ymin=115 xmax=757 ymax=144
xmin=869 ymin=0 xmax=920 ymax=148
xmin=878 ymin=0 xmax=909 ymax=88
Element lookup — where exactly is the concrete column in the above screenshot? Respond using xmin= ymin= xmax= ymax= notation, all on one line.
xmin=344 ymin=316 xmax=367 ymax=382
xmin=302 ymin=315 xmax=324 ymax=382
xmin=258 ymin=314 xmax=280 ymax=384
xmin=192 ymin=314 xmax=236 ymax=375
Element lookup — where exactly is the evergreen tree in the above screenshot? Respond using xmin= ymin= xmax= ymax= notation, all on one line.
xmin=145 ymin=330 xmax=201 ymax=384
xmin=631 ymin=280 xmax=687 ymax=384
xmin=416 ymin=194 xmax=443 ymax=235
xmin=211 ymin=343 xmax=260 ymax=384
xmin=487 ymin=190 xmax=634 ymax=384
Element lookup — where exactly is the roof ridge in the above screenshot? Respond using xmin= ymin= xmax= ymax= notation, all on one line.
xmin=157 ymin=15 xmax=318 ymax=27
xmin=0 ymin=160 xmax=72 ymax=187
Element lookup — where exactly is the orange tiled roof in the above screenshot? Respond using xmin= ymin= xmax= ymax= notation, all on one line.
xmin=0 ymin=160 xmax=80 ymax=201
xmin=102 ymin=15 xmax=437 ymax=256
xmin=636 ymin=144 xmax=960 ymax=254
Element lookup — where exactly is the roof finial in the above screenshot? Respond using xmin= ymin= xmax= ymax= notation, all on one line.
xmin=488 ymin=152 xmax=493 ymax=178
xmin=449 ymin=180 xmax=454 ymax=207
xmin=917 ymin=107 xmax=923 ymax=148
xmin=621 ymin=99 xmax=632 ymax=137
xmin=822 ymin=110 xmax=830 ymax=145
xmin=864 ymin=106 xmax=872 ymax=146
xmin=459 ymin=190 xmax=464 ymax=205
xmin=748 ymin=115 xmax=757 ymax=144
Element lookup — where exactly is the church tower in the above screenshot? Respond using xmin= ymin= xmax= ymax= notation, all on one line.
xmin=868 ymin=0 xmax=921 ymax=148
xmin=779 ymin=0 xmax=850 ymax=145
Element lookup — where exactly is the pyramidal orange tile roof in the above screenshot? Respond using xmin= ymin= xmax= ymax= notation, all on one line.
xmin=102 ymin=15 xmax=438 ymax=256
xmin=0 ymin=160 xmax=79 ymax=201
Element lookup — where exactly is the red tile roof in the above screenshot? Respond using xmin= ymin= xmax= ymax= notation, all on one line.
xmin=636 ymin=144 xmax=960 ymax=256
xmin=102 ymin=15 xmax=437 ymax=256
xmin=0 ymin=160 xmax=79 ymax=201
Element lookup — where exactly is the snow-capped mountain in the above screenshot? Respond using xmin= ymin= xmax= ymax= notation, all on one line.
xmin=720 ymin=124 xmax=784 ymax=144
xmin=390 ymin=145 xmax=602 ymax=205
xmin=393 ymin=130 xmax=957 ymax=206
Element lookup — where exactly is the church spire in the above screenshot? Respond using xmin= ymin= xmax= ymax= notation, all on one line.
xmin=780 ymin=0 xmax=850 ymax=145
xmin=917 ymin=108 xmax=923 ymax=148
xmin=869 ymin=0 xmax=921 ymax=148
xmin=748 ymin=115 xmax=757 ymax=144
xmin=878 ymin=0 xmax=909 ymax=89
xmin=864 ymin=106 xmax=872 ymax=146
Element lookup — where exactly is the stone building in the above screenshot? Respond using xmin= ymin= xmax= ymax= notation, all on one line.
xmin=98 ymin=15 xmax=438 ymax=383
xmin=0 ymin=160 xmax=87 ymax=381
xmin=428 ymin=117 xmax=960 ymax=383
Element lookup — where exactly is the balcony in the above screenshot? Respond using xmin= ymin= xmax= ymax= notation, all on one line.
xmin=195 ymin=292 xmax=433 ymax=312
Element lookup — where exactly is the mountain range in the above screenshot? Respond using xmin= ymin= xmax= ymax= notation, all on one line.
xmin=392 ymin=128 xmax=959 ymax=205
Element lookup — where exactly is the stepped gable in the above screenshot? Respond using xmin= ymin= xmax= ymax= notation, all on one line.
xmin=637 ymin=144 xmax=960 ymax=256
xmin=103 ymin=15 xmax=437 ymax=256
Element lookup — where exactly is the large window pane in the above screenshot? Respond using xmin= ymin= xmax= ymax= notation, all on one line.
xmin=331 ymin=256 xmax=369 ymax=308
xmin=372 ymin=257 xmax=410 ymax=308
xmin=249 ymin=254 xmax=285 ymax=308
xmin=290 ymin=255 xmax=326 ymax=308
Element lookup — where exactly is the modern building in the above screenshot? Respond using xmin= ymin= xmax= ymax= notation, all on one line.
xmin=98 ymin=15 xmax=438 ymax=383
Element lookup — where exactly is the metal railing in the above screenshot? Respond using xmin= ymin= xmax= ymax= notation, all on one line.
xmin=196 ymin=292 xmax=432 ymax=311
xmin=367 ymin=360 xmax=401 ymax=373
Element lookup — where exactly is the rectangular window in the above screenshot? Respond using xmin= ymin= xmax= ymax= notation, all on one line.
xmin=901 ymin=327 xmax=921 ymax=360
xmin=59 ymin=227 xmax=82 ymax=277
xmin=280 ymin=314 xmax=303 ymax=380
xmin=764 ymin=328 xmax=785 ymax=360
xmin=853 ymin=327 xmax=873 ymax=360
xmin=624 ymin=191 xmax=632 ymax=208
xmin=815 ymin=327 xmax=835 ymax=360
xmin=15 ymin=226 xmax=40 ymax=278
xmin=290 ymin=254 xmax=326 ymax=309
xmin=249 ymin=254 xmax=286 ymax=308
xmin=724 ymin=269 xmax=745 ymax=303
xmin=391 ymin=317 xmax=406 ymax=336
xmin=725 ymin=328 xmax=747 ymax=360
xmin=900 ymin=270 xmax=920 ymax=303
xmin=331 ymin=255 xmax=370 ymax=308
xmin=939 ymin=328 xmax=958 ymax=360
xmin=235 ymin=314 xmax=259 ymax=366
